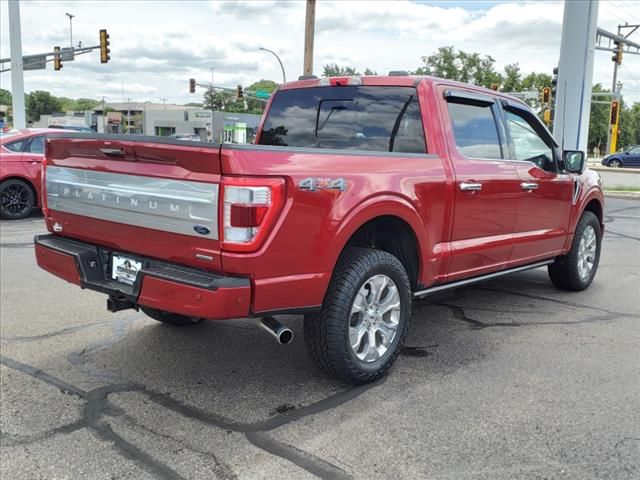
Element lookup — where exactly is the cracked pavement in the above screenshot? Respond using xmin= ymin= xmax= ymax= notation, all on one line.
xmin=1 ymin=197 xmax=639 ymax=479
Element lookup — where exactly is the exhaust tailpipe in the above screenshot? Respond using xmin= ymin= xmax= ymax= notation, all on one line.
xmin=258 ymin=316 xmax=293 ymax=345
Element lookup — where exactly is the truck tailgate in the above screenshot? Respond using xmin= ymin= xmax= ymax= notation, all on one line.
xmin=44 ymin=134 xmax=223 ymax=270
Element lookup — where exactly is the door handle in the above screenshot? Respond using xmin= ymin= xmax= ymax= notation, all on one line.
xmin=100 ymin=147 xmax=124 ymax=157
xmin=459 ymin=182 xmax=482 ymax=192
xmin=520 ymin=182 xmax=539 ymax=191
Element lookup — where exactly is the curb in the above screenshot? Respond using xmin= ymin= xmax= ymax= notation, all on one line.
xmin=589 ymin=166 xmax=640 ymax=175
xmin=604 ymin=191 xmax=640 ymax=199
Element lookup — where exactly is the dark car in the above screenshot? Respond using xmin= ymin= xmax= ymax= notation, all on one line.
xmin=601 ymin=145 xmax=640 ymax=168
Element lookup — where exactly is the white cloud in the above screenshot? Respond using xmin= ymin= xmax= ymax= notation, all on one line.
xmin=0 ymin=0 xmax=638 ymax=105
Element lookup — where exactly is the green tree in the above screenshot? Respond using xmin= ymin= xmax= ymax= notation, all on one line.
xmin=618 ymin=101 xmax=640 ymax=150
xmin=502 ymin=63 xmax=522 ymax=92
xmin=323 ymin=63 xmax=359 ymax=77
xmin=587 ymin=84 xmax=610 ymax=154
xmin=414 ymin=46 xmax=503 ymax=88
xmin=74 ymin=98 xmax=100 ymax=111
xmin=245 ymin=80 xmax=279 ymax=114
xmin=202 ymin=87 xmax=245 ymax=113
xmin=0 ymin=88 xmax=12 ymax=106
xmin=25 ymin=90 xmax=61 ymax=122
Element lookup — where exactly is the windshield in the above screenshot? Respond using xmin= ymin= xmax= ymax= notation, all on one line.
xmin=259 ymin=86 xmax=426 ymax=153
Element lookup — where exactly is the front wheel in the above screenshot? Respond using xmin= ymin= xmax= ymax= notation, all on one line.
xmin=304 ymin=247 xmax=411 ymax=384
xmin=548 ymin=211 xmax=601 ymax=291
xmin=0 ymin=179 xmax=35 ymax=220
xmin=608 ymin=159 xmax=622 ymax=168
xmin=141 ymin=306 xmax=203 ymax=326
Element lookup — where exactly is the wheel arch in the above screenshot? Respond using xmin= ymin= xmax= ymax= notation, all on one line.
xmin=327 ymin=196 xmax=430 ymax=290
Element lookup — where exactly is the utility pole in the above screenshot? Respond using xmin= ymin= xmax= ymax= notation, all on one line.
xmin=102 ymin=96 xmax=106 ymax=133
xmin=66 ymin=13 xmax=75 ymax=48
xmin=8 ymin=0 xmax=26 ymax=129
xmin=210 ymin=67 xmax=214 ymax=87
xmin=303 ymin=0 xmax=315 ymax=76
xmin=553 ymin=0 xmax=599 ymax=152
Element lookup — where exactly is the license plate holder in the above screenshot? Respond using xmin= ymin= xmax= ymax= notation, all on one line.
xmin=111 ymin=255 xmax=142 ymax=285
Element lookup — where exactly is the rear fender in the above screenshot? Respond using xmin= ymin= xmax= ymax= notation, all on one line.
xmin=327 ymin=194 xmax=430 ymax=285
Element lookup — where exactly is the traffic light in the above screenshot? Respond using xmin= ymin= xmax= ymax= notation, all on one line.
xmin=610 ymin=100 xmax=620 ymax=126
xmin=490 ymin=83 xmax=499 ymax=91
xmin=189 ymin=78 xmax=196 ymax=94
xmin=99 ymin=29 xmax=110 ymax=64
xmin=235 ymin=85 xmax=244 ymax=100
xmin=542 ymin=87 xmax=551 ymax=104
xmin=551 ymin=66 xmax=559 ymax=99
xmin=53 ymin=46 xmax=62 ymax=71
xmin=612 ymin=41 xmax=623 ymax=65
xmin=543 ymin=109 xmax=551 ymax=125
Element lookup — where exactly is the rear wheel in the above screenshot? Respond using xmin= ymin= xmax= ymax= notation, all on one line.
xmin=548 ymin=211 xmax=601 ymax=291
xmin=140 ymin=306 xmax=203 ymax=326
xmin=609 ymin=159 xmax=622 ymax=168
xmin=304 ymin=247 xmax=411 ymax=384
xmin=0 ymin=179 xmax=35 ymax=220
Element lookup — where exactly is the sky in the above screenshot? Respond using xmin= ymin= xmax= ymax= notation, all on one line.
xmin=0 ymin=0 xmax=639 ymax=105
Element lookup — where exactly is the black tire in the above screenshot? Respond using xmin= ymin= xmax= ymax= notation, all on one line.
xmin=0 ymin=179 xmax=35 ymax=220
xmin=548 ymin=211 xmax=601 ymax=291
xmin=304 ymin=247 xmax=411 ymax=384
xmin=140 ymin=306 xmax=203 ymax=326
xmin=608 ymin=159 xmax=622 ymax=168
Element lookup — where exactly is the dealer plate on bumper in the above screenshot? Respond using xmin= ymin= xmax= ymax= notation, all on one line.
xmin=112 ymin=255 xmax=142 ymax=285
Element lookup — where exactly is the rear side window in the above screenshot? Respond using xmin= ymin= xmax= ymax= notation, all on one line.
xmin=447 ymin=102 xmax=502 ymax=159
xmin=3 ymin=140 xmax=26 ymax=152
xmin=259 ymin=86 xmax=426 ymax=153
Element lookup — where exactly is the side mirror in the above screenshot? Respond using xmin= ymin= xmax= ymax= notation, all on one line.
xmin=563 ymin=150 xmax=586 ymax=174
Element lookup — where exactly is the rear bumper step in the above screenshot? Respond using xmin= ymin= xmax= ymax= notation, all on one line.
xmin=34 ymin=234 xmax=251 ymax=320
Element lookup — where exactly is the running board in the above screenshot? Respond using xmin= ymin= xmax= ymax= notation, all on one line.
xmin=413 ymin=260 xmax=554 ymax=298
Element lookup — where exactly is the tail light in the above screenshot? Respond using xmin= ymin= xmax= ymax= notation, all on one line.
xmin=41 ymin=147 xmax=49 ymax=216
xmin=220 ymin=176 xmax=285 ymax=252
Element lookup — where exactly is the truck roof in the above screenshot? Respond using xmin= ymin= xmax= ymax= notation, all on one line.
xmin=279 ymin=74 xmax=529 ymax=107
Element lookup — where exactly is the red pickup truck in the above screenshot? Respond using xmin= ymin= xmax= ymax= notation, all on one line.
xmin=35 ymin=75 xmax=604 ymax=383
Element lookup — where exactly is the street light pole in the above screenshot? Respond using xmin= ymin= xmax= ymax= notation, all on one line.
xmin=259 ymin=47 xmax=286 ymax=83
xmin=65 ymin=13 xmax=74 ymax=48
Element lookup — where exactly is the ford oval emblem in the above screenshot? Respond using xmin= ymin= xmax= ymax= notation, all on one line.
xmin=193 ymin=225 xmax=211 ymax=235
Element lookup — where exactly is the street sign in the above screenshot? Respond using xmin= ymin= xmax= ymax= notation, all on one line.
xmin=253 ymin=90 xmax=271 ymax=99
xmin=23 ymin=54 xmax=46 ymax=71
xmin=60 ymin=47 xmax=75 ymax=61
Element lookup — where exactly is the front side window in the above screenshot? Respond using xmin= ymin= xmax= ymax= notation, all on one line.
xmin=27 ymin=136 xmax=45 ymax=154
xmin=505 ymin=110 xmax=554 ymax=170
xmin=259 ymin=86 xmax=426 ymax=153
xmin=447 ymin=102 xmax=502 ymax=159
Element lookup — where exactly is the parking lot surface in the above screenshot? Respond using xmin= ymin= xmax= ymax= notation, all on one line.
xmin=1 ymin=198 xmax=639 ymax=480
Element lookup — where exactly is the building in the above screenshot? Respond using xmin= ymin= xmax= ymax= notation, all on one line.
xmin=32 ymin=102 xmax=262 ymax=143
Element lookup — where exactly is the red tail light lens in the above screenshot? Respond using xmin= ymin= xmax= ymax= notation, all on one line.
xmin=220 ymin=176 xmax=285 ymax=252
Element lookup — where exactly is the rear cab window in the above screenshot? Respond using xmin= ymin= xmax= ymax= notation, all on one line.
xmin=259 ymin=86 xmax=426 ymax=154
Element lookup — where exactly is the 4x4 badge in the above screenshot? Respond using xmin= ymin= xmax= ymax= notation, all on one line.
xmin=298 ymin=177 xmax=347 ymax=192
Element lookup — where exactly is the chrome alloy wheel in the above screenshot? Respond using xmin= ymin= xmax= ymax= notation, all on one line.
xmin=577 ymin=225 xmax=597 ymax=280
xmin=349 ymin=274 xmax=401 ymax=363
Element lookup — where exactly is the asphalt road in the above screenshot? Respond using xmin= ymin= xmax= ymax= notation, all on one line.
xmin=1 ymin=198 xmax=639 ymax=480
